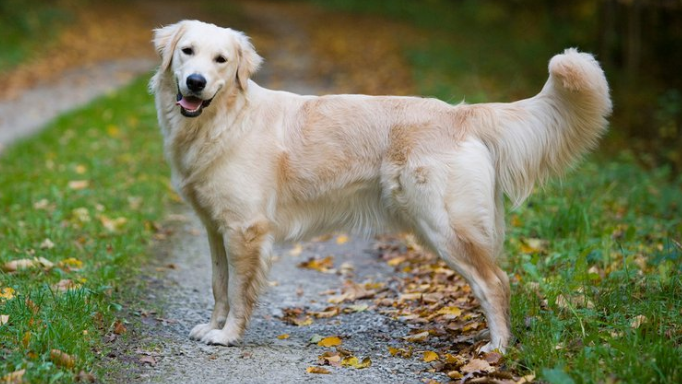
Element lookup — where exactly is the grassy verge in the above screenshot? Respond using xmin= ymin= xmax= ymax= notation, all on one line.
xmin=0 ymin=77 xmax=171 ymax=383
xmin=310 ymin=1 xmax=682 ymax=382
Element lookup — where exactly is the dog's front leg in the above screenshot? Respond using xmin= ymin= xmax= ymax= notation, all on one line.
xmin=200 ymin=220 xmax=272 ymax=346
xmin=189 ymin=227 xmax=229 ymax=340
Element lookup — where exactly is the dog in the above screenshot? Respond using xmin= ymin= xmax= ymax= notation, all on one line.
xmin=150 ymin=20 xmax=611 ymax=353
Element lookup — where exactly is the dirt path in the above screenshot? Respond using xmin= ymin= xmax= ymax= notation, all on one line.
xmin=120 ymin=3 xmax=443 ymax=383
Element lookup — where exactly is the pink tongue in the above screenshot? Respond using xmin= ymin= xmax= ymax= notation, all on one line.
xmin=177 ymin=96 xmax=203 ymax=110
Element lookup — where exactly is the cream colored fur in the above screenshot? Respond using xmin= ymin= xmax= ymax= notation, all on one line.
xmin=150 ymin=20 xmax=612 ymax=353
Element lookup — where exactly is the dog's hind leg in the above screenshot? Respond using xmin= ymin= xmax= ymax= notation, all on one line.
xmin=189 ymin=226 xmax=230 ymax=341
xmin=200 ymin=219 xmax=272 ymax=346
xmin=387 ymin=140 xmax=511 ymax=353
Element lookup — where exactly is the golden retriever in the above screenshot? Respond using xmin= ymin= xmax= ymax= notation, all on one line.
xmin=150 ymin=20 xmax=611 ymax=353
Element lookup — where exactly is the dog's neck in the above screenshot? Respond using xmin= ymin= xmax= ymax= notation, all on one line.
xmin=155 ymin=72 xmax=259 ymax=184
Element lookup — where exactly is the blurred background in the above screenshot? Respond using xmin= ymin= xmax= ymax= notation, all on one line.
xmin=1 ymin=0 xmax=680 ymax=172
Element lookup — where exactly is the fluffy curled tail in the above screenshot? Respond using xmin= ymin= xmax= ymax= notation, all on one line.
xmin=484 ymin=48 xmax=612 ymax=206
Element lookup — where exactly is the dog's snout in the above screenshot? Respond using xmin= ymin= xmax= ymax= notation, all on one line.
xmin=186 ymin=74 xmax=207 ymax=92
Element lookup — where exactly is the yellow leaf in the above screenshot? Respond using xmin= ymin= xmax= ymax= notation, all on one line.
xmin=388 ymin=346 xmax=413 ymax=358
xmin=59 ymin=258 xmax=83 ymax=270
xmin=106 ymin=125 xmax=120 ymax=137
xmin=342 ymin=356 xmax=372 ymax=369
xmin=317 ymin=336 xmax=342 ymax=347
xmin=21 ymin=332 xmax=31 ymax=349
xmin=50 ymin=349 xmax=76 ymax=369
xmin=436 ymin=306 xmax=462 ymax=317
xmin=387 ymin=256 xmax=407 ymax=266
xmin=306 ymin=366 xmax=331 ymax=374
xmin=0 ymin=287 xmax=16 ymax=300
xmin=423 ymin=351 xmax=439 ymax=362
xmin=277 ymin=333 xmax=290 ymax=340
xmin=298 ymin=256 xmax=334 ymax=273
xmin=75 ymin=165 xmax=87 ymax=174
xmin=447 ymin=370 xmax=463 ymax=380
xmin=336 ymin=234 xmax=349 ymax=245
xmin=520 ymin=238 xmax=547 ymax=254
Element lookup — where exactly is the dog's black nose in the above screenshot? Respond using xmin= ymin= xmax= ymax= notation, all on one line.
xmin=186 ymin=74 xmax=207 ymax=92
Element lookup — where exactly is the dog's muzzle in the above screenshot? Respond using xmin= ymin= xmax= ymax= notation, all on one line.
xmin=176 ymin=92 xmax=214 ymax=118
xmin=176 ymin=77 xmax=214 ymax=118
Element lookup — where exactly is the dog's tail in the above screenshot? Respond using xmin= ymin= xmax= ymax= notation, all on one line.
xmin=474 ymin=48 xmax=612 ymax=207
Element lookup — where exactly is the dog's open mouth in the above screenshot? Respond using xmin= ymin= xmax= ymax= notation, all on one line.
xmin=176 ymin=92 xmax=213 ymax=118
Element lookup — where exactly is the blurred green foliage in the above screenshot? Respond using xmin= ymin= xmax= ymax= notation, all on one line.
xmin=0 ymin=0 xmax=76 ymax=71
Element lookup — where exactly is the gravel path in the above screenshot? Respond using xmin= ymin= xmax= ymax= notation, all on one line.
xmin=0 ymin=58 xmax=155 ymax=153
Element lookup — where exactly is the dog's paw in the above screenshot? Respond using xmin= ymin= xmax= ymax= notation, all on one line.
xmin=478 ymin=341 xmax=506 ymax=355
xmin=189 ymin=323 xmax=216 ymax=341
xmin=200 ymin=329 xmax=240 ymax=346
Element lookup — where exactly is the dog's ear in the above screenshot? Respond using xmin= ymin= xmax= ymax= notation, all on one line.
xmin=234 ymin=31 xmax=263 ymax=91
xmin=153 ymin=21 xmax=187 ymax=73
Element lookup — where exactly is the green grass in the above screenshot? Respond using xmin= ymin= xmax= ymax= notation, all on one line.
xmin=0 ymin=77 xmax=171 ymax=383
xmin=506 ymin=158 xmax=682 ymax=383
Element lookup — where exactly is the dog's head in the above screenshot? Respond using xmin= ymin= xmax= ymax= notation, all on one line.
xmin=152 ymin=20 xmax=263 ymax=118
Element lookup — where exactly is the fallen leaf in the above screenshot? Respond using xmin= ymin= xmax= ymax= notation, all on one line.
xmin=68 ymin=180 xmax=89 ymax=190
xmin=403 ymin=331 xmax=429 ymax=343
xmin=50 ymin=349 xmax=76 ymax=369
xmin=100 ymin=215 xmax=128 ymax=232
xmin=520 ymin=238 xmax=547 ymax=254
xmin=113 ymin=320 xmax=127 ymax=335
xmin=347 ymin=304 xmax=368 ymax=312
xmin=318 ymin=351 xmax=342 ymax=367
xmin=436 ymin=306 xmax=462 ymax=317
xmin=0 ymin=315 xmax=8 ymax=325
xmin=53 ymin=279 xmax=80 ymax=292
xmin=388 ymin=346 xmax=413 ymax=358
xmin=423 ymin=350 xmax=439 ymax=362
xmin=139 ymin=355 xmax=157 ymax=366
xmin=0 ymin=287 xmax=15 ymax=300
xmin=298 ymin=256 xmax=335 ymax=273
xmin=336 ymin=234 xmax=349 ymax=245
xmin=277 ymin=333 xmax=290 ymax=340
xmin=318 ymin=336 xmax=342 ymax=347
xmin=460 ymin=358 xmax=494 ymax=373
xmin=40 ymin=238 xmax=55 ymax=249
xmin=517 ymin=373 xmax=536 ymax=383
xmin=306 ymin=366 xmax=331 ymax=374
xmin=483 ymin=351 xmax=504 ymax=365
xmin=310 ymin=306 xmax=341 ymax=318
xmin=74 ymin=371 xmax=96 ymax=383
xmin=630 ymin=315 xmax=648 ymax=329
xmin=1 ymin=369 xmax=25 ymax=384
xmin=447 ymin=370 xmax=463 ymax=380
xmin=341 ymin=356 xmax=372 ymax=369
xmin=59 ymin=258 xmax=84 ymax=270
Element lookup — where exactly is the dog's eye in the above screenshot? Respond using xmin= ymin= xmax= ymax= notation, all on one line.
xmin=215 ymin=55 xmax=227 ymax=64
xmin=181 ymin=47 xmax=194 ymax=56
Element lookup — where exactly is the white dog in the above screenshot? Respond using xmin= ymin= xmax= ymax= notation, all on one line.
xmin=150 ymin=20 xmax=611 ymax=353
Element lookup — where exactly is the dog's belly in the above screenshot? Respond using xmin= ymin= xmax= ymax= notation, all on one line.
xmin=272 ymin=181 xmax=395 ymax=242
